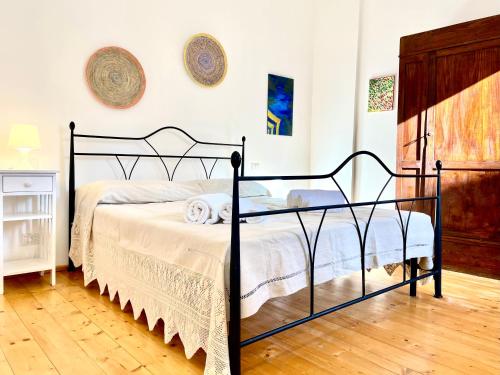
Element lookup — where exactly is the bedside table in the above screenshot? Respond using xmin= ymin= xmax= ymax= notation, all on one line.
xmin=0 ymin=170 xmax=58 ymax=294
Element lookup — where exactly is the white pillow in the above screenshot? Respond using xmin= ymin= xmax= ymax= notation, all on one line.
xmin=76 ymin=180 xmax=203 ymax=205
xmin=196 ymin=178 xmax=270 ymax=198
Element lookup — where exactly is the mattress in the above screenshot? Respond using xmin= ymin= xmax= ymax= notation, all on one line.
xmin=93 ymin=200 xmax=434 ymax=317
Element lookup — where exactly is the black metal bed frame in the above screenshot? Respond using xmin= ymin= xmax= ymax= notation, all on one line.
xmin=67 ymin=122 xmax=442 ymax=375
xmin=67 ymin=121 xmax=245 ymax=271
xmin=228 ymin=151 xmax=442 ymax=375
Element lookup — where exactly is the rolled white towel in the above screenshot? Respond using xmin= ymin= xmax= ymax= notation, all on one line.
xmin=184 ymin=193 xmax=231 ymax=224
xmin=220 ymin=198 xmax=267 ymax=224
xmin=287 ymin=189 xmax=346 ymax=211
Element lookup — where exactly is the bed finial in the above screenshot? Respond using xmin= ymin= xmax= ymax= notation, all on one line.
xmin=435 ymin=160 xmax=442 ymax=170
xmin=231 ymin=151 xmax=241 ymax=169
xmin=240 ymin=137 xmax=246 ymax=177
xmin=69 ymin=121 xmax=75 ymax=130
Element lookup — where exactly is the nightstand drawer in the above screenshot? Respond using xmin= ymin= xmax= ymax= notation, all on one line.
xmin=2 ymin=175 xmax=53 ymax=193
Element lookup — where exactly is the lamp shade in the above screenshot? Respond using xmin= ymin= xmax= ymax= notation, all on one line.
xmin=8 ymin=124 xmax=41 ymax=153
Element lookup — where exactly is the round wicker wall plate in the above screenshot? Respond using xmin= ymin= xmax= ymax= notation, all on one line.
xmin=85 ymin=46 xmax=146 ymax=109
xmin=184 ymin=33 xmax=227 ymax=87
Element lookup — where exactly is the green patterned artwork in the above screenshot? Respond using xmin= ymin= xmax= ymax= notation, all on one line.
xmin=368 ymin=75 xmax=395 ymax=112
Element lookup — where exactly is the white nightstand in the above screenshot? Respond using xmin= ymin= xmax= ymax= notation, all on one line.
xmin=0 ymin=170 xmax=57 ymax=294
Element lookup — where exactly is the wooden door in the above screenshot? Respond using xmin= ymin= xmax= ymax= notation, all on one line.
xmin=397 ymin=15 xmax=500 ymax=278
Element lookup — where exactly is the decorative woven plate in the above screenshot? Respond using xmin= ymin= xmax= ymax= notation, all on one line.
xmin=184 ymin=33 xmax=227 ymax=87
xmin=85 ymin=46 xmax=146 ymax=108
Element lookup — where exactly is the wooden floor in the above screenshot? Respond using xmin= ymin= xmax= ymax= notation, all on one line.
xmin=0 ymin=269 xmax=499 ymax=374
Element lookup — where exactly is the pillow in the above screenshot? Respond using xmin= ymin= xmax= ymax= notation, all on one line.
xmin=76 ymin=180 xmax=203 ymax=205
xmin=196 ymin=178 xmax=270 ymax=198
xmin=286 ymin=189 xmax=345 ymax=210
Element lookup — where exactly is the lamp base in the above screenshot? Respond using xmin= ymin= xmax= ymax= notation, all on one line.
xmin=14 ymin=152 xmax=38 ymax=170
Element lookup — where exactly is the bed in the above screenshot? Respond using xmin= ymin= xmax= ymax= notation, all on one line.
xmin=68 ymin=123 xmax=443 ymax=375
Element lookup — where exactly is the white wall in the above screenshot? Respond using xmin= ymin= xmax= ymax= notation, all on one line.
xmin=309 ymin=0 xmax=360 ymax=198
xmin=353 ymin=0 xmax=500 ymax=202
xmin=0 ymin=0 xmax=315 ymax=265
xmin=2 ymin=0 xmax=499 ymax=266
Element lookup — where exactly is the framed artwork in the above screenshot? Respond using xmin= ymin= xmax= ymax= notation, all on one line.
xmin=368 ymin=75 xmax=395 ymax=112
xmin=267 ymin=74 xmax=294 ymax=136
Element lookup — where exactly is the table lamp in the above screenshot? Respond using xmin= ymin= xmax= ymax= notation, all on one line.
xmin=8 ymin=124 xmax=41 ymax=169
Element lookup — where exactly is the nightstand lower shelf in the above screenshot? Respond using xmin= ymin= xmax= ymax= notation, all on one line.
xmin=4 ymin=258 xmax=54 ymax=277
xmin=3 ymin=213 xmax=53 ymax=222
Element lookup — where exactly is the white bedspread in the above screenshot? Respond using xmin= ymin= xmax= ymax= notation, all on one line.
xmin=70 ymin=185 xmax=434 ymax=375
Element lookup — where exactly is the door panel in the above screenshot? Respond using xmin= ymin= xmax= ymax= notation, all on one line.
xmin=398 ymin=55 xmax=427 ymax=163
xmin=397 ymin=55 xmax=429 ymax=212
xmin=433 ymin=45 xmax=500 ymax=163
xmin=434 ymin=51 xmax=482 ymax=162
xmin=440 ymin=170 xmax=500 ymax=240
xmin=479 ymin=47 xmax=500 ymax=161
xmin=400 ymin=59 xmax=427 ymax=162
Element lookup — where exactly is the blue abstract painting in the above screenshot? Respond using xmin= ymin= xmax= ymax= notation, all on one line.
xmin=267 ymin=74 xmax=294 ymax=136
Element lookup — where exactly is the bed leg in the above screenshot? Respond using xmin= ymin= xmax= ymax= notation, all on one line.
xmin=68 ymin=121 xmax=76 ymax=272
xmin=434 ymin=271 xmax=442 ymax=298
xmin=409 ymin=258 xmax=418 ymax=297
xmin=433 ymin=160 xmax=443 ymax=299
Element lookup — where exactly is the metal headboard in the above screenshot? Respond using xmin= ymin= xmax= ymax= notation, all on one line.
xmin=67 ymin=121 xmax=246 ymax=270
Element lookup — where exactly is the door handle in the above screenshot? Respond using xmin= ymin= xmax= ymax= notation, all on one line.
xmin=403 ymin=132 xmax=432 ymax=147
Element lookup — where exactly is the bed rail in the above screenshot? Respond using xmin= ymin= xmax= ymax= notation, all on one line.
xmin=229 ymin=150 xmax=442 ymax=375
xmin=68 ymin=121 xmax=245 ymax=271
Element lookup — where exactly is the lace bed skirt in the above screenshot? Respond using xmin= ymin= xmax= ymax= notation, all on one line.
xmin=85 ymin=233 xmax=230 ymax=375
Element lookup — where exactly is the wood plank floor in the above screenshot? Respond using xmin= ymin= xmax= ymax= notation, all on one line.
xmin=0 ymin=269 xmax=498 ymax=374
